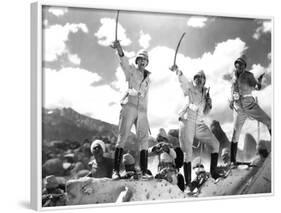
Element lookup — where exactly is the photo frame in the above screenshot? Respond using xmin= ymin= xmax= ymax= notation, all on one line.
xmin=31 ymin=1 xmax=273 ymax=210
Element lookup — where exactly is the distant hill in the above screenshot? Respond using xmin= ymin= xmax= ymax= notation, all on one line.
xmin=43 ymin=107 xmax=119 ymax=143
xmin=42 ymin=108 xmax=139 ymax=152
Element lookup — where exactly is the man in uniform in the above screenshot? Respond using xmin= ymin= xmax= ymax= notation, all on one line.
xmin=111 ymin=40 xmax=151 ymax=179
xmin=229 ymin=55 xmax=271 ymax=166
xmin=171 ymin=65 xmax=223 ymax=189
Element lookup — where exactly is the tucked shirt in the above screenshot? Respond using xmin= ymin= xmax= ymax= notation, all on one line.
xmin=177 ymin=73 xmax=208 ymax=120
xmin=120 ymin=56 xmax=150 ymax=111
xmin=232 ymin=70 xmax=259 ymax=96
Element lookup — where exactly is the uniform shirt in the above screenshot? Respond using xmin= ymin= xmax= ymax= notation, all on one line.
xmin=177 ymin=73 xmax=208 ymax=120
xmin=120 ymin=56 xmax=151 ymax=111
xmin=232 ymin=70 xmax=260 ymax=97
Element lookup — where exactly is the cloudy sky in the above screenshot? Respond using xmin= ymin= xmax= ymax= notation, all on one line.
xmin=42 ymin=6 xmax=272 ymax=147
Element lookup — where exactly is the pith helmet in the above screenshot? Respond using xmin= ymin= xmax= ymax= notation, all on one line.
xmin=234 ymin=55 xmax=247 ymax=68
xmin=135 ymin=50 xmax=149 ymax=65
xmin=193 ymin=70 xmax=206 ymax=85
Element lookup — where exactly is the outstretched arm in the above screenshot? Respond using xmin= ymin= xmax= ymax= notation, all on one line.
xmin=112 ymin=40 xmax=131 ymax=81
xmin=170 ymin=65 xmax=192 ymax=96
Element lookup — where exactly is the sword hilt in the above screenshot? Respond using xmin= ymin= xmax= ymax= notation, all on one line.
xmin=169 ymin=66 xmax=175 ymax=72
xmin=169 ymin=64 xmax=178 ymax=72
xmin=110 ymin=39 xmax=120 ymax=49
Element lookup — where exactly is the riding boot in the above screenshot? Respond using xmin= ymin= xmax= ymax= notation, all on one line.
xmin=210 ymin=153 xmax=224 ymax=180
xmin=140 ymin=150 xmax=152 ymax=178
xmin=112 ymin=147 xmax=123 ymax=180
xmin=231 ymin=142 xmax=238 ymax=164
xmin=183 ymin=162 xmax=191 ymax=187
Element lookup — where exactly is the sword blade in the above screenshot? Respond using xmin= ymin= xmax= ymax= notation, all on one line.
xmin=173 ymin=32 xmax=186 ymax=66
xmin=115 ymin=10 xmax=119 ymax=42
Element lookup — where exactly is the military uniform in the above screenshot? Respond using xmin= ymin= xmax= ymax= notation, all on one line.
xmin=117 ymin=55 xmax=151 ymax=150
xmin=231 ymin=71 xmax=271 ymax=143
xmin=112 ymin=50 xmax=152 ymax=179
xmin=177 ymin=72 xmax=219 ymax=163
xmin=230 ymin=55 xmax=271 ymax=164
xmin=175 ymin=69 xmax=222 ymax=186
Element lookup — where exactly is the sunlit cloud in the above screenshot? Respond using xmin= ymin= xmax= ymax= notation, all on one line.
xmin=48 ymin=7 xmax=68 ymax=17
xmin=187 ymin=16 xmax=208 ymax=28
xmin=138 ymin=30 xmax=151 ymax=49
xmin=43 ymin=23 xmax=88 ymax=62
xmin=253 ymin=20 xmax=272 ymax=40
xmin=44 ymin=67 xmax=121 ymax=124
xmin=94 ymin=18 xmax=132 ymax=47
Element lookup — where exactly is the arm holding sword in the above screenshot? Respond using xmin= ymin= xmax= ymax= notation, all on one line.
xmin=203 ymin=87 xmax=212 ymax=115
xmin=112 ymin=40 xmax=132 ymax=81
xmin=171 ymin=64 xmax=193 ymax=96
xmin=110 ymin=10 xmax=132 ymax=81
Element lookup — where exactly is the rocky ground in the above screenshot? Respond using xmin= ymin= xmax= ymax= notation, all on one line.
xmin=65 ymin=153 xmax=271 ymax=205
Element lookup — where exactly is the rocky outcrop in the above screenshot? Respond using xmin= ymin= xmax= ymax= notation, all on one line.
xmin=198 ymin=154 xmax=271 ymax=197
xmin=66 ymin=178 xmax=186 ymax=205
xmin=243 ymin=133 xmax=257 ymax=161
xmin=42 ymin=158 xmax=64 ymax=178
xmin=241 ymin=154 xmax=271 ymax=194
xmin=65 ymin=150 xmax=271 ymax=204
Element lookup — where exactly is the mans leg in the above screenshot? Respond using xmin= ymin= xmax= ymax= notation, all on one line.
xmin=113 ymin=105 xmax=137 ymax=179
xmin=246 ymin=103 xmax=271 ymax=137
xmin=195 ymin=122 xmax=222 ymax=180
xmin=137 ymin=112 xmax=152 ymax=177
xmin=179 ymin=119 xmax=195 ymax=187
xmin=231 ymin=110 xmax=247 ymax=164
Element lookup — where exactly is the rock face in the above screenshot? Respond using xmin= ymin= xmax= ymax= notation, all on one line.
xmin=66 ymin=178 xmax=186 ymax=205
xmin=242 ymin=154 xmax=271 ymax=194
xmin=243 ymin=133 xmax=257 ymax=161
xmin=198 ymin=152 xmax=271 ymax=197
xmin=65 ymin=153 xmax=271 ymax=205
xmin=42 ymin=158 xmax=64 ymax=178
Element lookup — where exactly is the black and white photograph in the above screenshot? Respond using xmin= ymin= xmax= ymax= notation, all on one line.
xmin=35 ymin=3 xmax=272 ymax=209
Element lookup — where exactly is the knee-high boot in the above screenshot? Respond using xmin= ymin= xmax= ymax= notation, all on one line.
xmin=112 ymin=147 xmax=123 ymax=180
xmin=140 ymin=150 xmax=152 ymax=178
xmin=230 ymin=142 xmax=238 ymax=164
xmin=183 ymin=162 xmax=191 ymax=186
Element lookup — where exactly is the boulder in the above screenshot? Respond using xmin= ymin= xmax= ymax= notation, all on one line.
xmin=42 ymin=158 xmax=64 ymax=178
xmin=66 ymin=178 xmax=186 ymax=205
xmin=243 ymin=133 xmax=257 ymax=161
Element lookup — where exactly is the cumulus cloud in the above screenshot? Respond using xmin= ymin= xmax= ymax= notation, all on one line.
xmin=43 ymin=23 xmax=88 ymax=62
xmin=48 ymin=7 xmax=68 ymax=17
xmin=44 ymin=67 xmax=122 ymax=124
xmin=94 ymin=18 xmax=131 ymax=46
xmin=187 ymin=16 xmax=208 ymax=28
xmin=253 ymin=20 xmax=272 ymax=40
xmin=68 ymin=54 xmax=81 ymax=65
xmin=138 ymin=30 xmax=151 ymax=49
